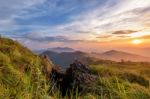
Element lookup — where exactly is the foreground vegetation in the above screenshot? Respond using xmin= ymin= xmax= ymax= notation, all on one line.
xmin=50 ymin=62 xmax=150 ymax=99
xmin=0 ymin=37 xmax=53 ymax=98
xmin=88 ymin=63 xmax=150 ymax=99
xmin=0 ymin=37 xmax=150 ymax=99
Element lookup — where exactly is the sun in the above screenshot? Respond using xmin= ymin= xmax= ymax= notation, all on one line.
xmin=132 ymin=39 xmax=142 ymax=45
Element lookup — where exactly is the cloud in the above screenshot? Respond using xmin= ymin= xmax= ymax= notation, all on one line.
xmin=46 ymin=0 xmax=150 ymax=39
xmin=116 ymin=35 xmax=131 ymax=38
xmin=96 ymin=35 xmax=113 ymax=38
xmin=0 ymin=0 xmax=46 ymax=18
xmin=7 ymin=32 xmax=83 ymax=43
xmin=25 ymin=35 xmax=83 ymax=43
xmin=136 ymin=35 xmax=150 ymax=39
xmin=112 ymin=30 xmax=137 ymax=34
xmin=0 ymin=0 xmax=46 ymax=33
xmin=0 ymin=0 xmax=150 ymax=49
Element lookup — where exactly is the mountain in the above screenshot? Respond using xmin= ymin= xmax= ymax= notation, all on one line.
xmin=0 ymin=37 xmax=53 ymax=98
xmin=47 ymin=47 xmax=75 ymax=53
xmin=33 ymin=47 xmax=75 ymax=54
xmin=42 ymin=51 xmax=95 ymax=67
xmin=33 ymin=49 xmax=46 ymax=54
xmin=42 ymin=50 xmax=150 ymax=67
xmin=118 ymin=47 xmax=150 ymax=57
xmin=91 ymin=50 xmax=150 ymax=62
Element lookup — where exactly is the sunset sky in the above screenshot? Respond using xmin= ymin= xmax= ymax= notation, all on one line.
xmin=0 ymin=0 xmax=150 ymax=53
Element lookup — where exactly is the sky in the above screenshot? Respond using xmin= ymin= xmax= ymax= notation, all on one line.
xmin=0 ymin=0 xmax=150 ymax=53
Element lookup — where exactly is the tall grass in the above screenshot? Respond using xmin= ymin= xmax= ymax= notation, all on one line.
xmin=0 ymin=58 xmax=50 ymax=99
xmin=88 ymin=64 xmax=150 ymax=99
xmin=0 ymin=37 xmax=51 ymax=99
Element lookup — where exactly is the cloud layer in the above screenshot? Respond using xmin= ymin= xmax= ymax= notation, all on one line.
xmin=0 ymin=0 xmax=150 ymax=49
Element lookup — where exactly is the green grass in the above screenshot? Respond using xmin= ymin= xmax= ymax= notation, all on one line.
xmin=0 ymin=37 xmax=52 ymax=99
xmin=88 ymin=64 xmax=150 ymax=99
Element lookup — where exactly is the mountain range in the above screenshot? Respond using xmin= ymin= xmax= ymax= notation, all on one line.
xmin=42 ymin=51 xmax=89 ymax=67
xmin=34 ymin=47 xmax=75 ymax=54
xmin=42 ymin=49 xmax=150 ymax=67
xmin=47 ymin=47 xmax=75 ymax=53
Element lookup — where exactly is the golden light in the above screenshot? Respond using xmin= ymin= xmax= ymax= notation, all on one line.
xmin=129 ymin=31 xmax=150 ymax=37
xmin=132 ymin=39 xmax=142 ymax=45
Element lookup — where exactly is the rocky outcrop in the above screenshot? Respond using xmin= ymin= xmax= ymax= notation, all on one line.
xmin=51 ymin=60 xmax=98 ymax=96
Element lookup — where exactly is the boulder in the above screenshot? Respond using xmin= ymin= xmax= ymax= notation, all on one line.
xmin=51 ymin=60 xmax=97 ymax=96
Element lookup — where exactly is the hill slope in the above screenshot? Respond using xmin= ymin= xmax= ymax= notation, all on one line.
xmin=42 ymin=50 xmax=150 ymax=67
xmin=42 ymin=51 xmax=90 ymax=67
xmin=90 ymin=50 xmax=150 ymax=62
xmin=0 ymin=37 xmax=53 ymax=98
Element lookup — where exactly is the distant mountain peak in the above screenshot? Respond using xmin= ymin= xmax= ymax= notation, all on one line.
xmin=105 ymin=50 xmax=118 ymax=53
xmin=103 ymin=50 xmax=125 ymax=55
xmin=98 ymin=50 xmax=150 ymax=62
xmin=49 ymin=47 xmax=74 ymax=50
xmin=47 ymin=47 xmax=75 ymax=53
xmin=103 ymin=50 xmax=136 ymax=55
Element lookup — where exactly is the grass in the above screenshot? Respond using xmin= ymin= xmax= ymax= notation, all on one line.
xmin=0 ymin=37 xmax=52 ymax=99
xmin=48 ymin=63 xmax=150 ymax=99
xmin=89 ymin=64 xmax=150 ymax=99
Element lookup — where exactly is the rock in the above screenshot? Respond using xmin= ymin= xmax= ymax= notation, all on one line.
xmin=65 ymin=60 xmax=97 ymax=85
xmin=50 ymin=60 xmax=98 ymax=96
xmin=51 ymin=65 xmax=65 ymax=81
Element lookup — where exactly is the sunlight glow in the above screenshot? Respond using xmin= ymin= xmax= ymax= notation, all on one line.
xmin=129 ymin=31 xmax=150 ymax=37
xmin=132 ymin=39 xmax=142 ymax=45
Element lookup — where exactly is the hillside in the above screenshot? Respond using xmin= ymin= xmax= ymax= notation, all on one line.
xmin=90 ymin=50 xmax=150 ymax=62
xmin=42 ymin=50 xmax=92 ymax=67
xmin=0 ymin=37 xmax=53 ymax=98
xmin=118 ymin=47 xmax=150 ymax=57
xmin=42 ymin=50 xmax=150 ymax=67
